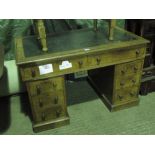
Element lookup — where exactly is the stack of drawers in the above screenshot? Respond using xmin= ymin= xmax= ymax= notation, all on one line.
xmin=26 ymin=76 xmax=69 ymax=132
xmin=88 ymin=47 xmax=146 ymax=111
xmin=113 ymin=60 xmax=144 ymax=107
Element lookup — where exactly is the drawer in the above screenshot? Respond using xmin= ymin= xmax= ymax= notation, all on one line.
xmin=21 ymin=64 xmax=57 ymax=81
xmin=87 ymin=48 xmax=146 ymax=68
xmin=115 ymin=60 xmax=144 ymax=77
xmin=34 ymin=105 xmax=67 ymax=123
xmin=113 ymin=86 xmax=139 ymax=105
xmin=114 ymin=73 xmax=142 ymax=89
xmin=31 ymin=90 xmax=65 ymax=111
xmin=26 ymin=77 xmax=64 ymax=97
xmin=21 ymin=56 xmax=87 ymax=81
xmin=54 ymin=56 xmax=88 ymax=74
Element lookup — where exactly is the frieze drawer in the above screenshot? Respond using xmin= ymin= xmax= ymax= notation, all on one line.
xmin=26 ymin=77 xmax=64 ymax=96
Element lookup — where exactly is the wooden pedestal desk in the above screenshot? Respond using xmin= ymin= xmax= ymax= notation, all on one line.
xmin=15 ymin=26 xmax=149 ymax=132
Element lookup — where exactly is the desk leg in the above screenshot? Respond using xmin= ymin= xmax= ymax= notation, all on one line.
xmin=26 ymin=75 xmax=70 ymax=132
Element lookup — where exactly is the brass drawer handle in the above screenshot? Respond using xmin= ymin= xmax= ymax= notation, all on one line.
xmin=132 ymin=79 xmax=136 ymax=84
xmin=96 ymin=57 xmax=101 ymax=65
xmin=130 ymin=92 xmax=135 ymax=97
xmin=120 ymin=81 xmax=125 ymax=86
xmin=31 ymin=69 xmax=36 ymax=77
xmin=136 ymin=50 xmax=140 ymax=56
xmin=52 ymin=82 xmax=57 ymax=88
xmin=56 ymin=109 xmax=61 ymax=117
xmin=118 ymin=95 xmax=123 ymax=100
xmin=39 ymin=99 xmax=43 ymax=107
xmin=134 ymin=66 xmax=138 ymax=72
xmin=121 ymin=70 xmax=126 ymax=75
xmin=36 ymin=85 xmax=41 ymax=94
xmin=41 ymin=112 xmax=45 ymax=121
xmin=78 ymin=60 xmax=83 ymax=68
xmin=54 ymin=96 xmax=58 ymax=104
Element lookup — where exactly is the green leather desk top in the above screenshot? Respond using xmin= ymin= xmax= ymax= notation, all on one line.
xmin=15 ymin=26 xmax=149 ymax=65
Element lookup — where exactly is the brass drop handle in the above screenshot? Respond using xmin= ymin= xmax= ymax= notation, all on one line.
xmin=54 ymin=96 xmax=58 ymax=104
xmin=120 ymin=81 xmax=125 ymax=86
xmin=130 ymin=92 xmax=135 ymax=97
xmin=118 ymin=95 xmax=123 ymax=100
xmin=36 ymin=85 xmax=41 ymax=94
xmin=134 ymin=66 xmax=138 ymax=72
xmin=132 ymin=79 xmax=136 ymax=84
xmin=136 ymin=50 xmax=140 ymax=56
xmin=52 ymin=82 xmax=57 ymax=88
xmin=78 ymin=60 xmax=83 ymax=68
xmin=56 ymin=109 xmax=61 ymax=117
xmin=41 ymin=112 xmax=45 ymax=121
xmin=31 ymin=69 xmax=36 ymax=77
xmin=39 ymin=99 xmax=43 ymax=107
xmin=121 ymin=70 xmax=126 ymax=75
xmin=96 ymin=57 xmax=101 ymax=65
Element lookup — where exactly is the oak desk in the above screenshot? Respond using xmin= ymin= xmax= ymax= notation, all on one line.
xmin=15 ymin=26 xmax=149 ymax=132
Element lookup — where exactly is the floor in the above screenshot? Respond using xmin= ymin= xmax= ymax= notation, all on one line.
xmin=0 ymin=79 xmax=155 ymax=135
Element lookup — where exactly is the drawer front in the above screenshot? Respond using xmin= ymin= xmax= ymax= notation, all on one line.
xmin=21 ymin=56 xmax=87 ymax=81
xmin=31 ymin=90 xmax=65 ymax=111
xmin=115 ymin=60 xmax=144 ymax=77
xmin=30 ymin=90 xmax=67 ymax=123
xmin=21 ymin=48 xmax=145 ymax=81
xmin=87 ymin=48 xmax=146 ymax=68
xmin=34 ymin=105 xmax=67 ymax=123
xmin=113 ymin=86 xmax=139 ymax=105
xmin=27 ymin=77 xmax=64 ymax=97
xmin=55 ymin=56 xmax=88 ymax=73
xmin=114 ymin=73 xmax=142 ymax=89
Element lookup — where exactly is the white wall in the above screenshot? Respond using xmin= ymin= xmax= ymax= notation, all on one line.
xmin=0 ymin=60 xmax=26 ymax=97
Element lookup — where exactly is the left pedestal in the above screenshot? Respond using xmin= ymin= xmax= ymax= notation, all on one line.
xmin=25 ymin=76 xmax=69 ymax=132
